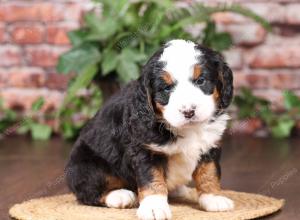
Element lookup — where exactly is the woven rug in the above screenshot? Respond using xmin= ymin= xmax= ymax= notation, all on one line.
xmin=9 ymin=190 xmax=284 ymax=220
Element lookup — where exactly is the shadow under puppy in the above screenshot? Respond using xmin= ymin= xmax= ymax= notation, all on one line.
xmin=66 ymin=39 xmax=234 ymax=220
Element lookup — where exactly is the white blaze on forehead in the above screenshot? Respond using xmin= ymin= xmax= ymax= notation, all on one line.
xmin=160 ymin=39 xmax=201 ymax=81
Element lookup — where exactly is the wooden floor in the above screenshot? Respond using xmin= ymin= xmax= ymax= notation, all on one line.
xmin=0 ymin=136 xmax=299 ymax=220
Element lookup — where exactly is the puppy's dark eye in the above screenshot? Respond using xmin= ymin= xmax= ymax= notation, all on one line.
xmin=163 ymin=85 xmax=173 ymax=92
xmin=195 ymin=76 xmax=205 ymax=86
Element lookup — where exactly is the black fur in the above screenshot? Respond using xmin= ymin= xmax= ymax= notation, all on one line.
xmin=65 ymin=43 xmax=233 ymax=206
xmin=195 ymin=44 xmax=234 ymax=109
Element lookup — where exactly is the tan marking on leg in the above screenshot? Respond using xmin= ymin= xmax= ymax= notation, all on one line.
xmin=106 ymin=175 xmax=127 ymax=189
xmin=192 ymin=162 xmax=220 ymax=195
xmin=193 ymin=64 xmax=202 ymax=80
xmin=99 ymin=191 xmax=110 ymax=204
xmin=161 ymin=71 xmax=174 ymax=85
xmin=138 ymin=167 xmax=168 ymax=201
xmin=98 ymin=175 xmax=128 ymax=205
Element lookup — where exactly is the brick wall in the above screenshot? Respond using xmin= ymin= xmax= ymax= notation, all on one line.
xmin=0 ymin=0 xmax=300 ymax=112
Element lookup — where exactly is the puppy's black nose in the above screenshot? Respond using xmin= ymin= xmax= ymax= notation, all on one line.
xmin=183 ymin=109 xmax=195 ymax=119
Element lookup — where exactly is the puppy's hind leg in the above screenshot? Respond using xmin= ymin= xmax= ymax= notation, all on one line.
xmin=66 ymin=158 xmax=137 ymax=208
xmin=65 ymin=142 xmax=137 ymax=208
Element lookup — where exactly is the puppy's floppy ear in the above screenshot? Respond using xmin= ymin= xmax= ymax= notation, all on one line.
xmin=217 ymin=61 xmax=233 ymax=109
xmin=143 ymin=73 xmax=154 ymax=112
xmin=140 ymin=45 xmax=167 ymax=112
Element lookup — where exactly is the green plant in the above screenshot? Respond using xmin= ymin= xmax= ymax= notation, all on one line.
xmin=234 ymin=88 xmax=300 ymax=138
xmin=234 ymin=87 xmax=270 ymax=119
xmin=57 ymin=0 xmax=271 ymax=108
xmin=0 ymin=99 xmax=17 ymax=135
xmin=17 ymin=97 xmax=53 ymax=140
xmin=59 ymin=83 xmax=102 ymax=139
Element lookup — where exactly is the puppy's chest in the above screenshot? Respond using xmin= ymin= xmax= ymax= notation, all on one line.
xmin=165 ymin=130 xmax=213 ymax=190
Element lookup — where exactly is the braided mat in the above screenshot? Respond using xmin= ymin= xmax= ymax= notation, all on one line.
xmin=9 ymin=191 xmax=284 ymax=220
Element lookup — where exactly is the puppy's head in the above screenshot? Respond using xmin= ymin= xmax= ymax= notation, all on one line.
xmin=142 ymin=39 xmax=233 ymax=128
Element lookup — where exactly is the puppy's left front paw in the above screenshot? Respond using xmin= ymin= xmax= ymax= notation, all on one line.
xmin=199 ymin=194 xmax=234 ymax=212
xmin=137 ymin=195 xmax=172 ymax=220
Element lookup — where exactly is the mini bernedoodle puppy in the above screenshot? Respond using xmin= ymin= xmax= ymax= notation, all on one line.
xmin=66 ymin=39 xmax=234 ymax=220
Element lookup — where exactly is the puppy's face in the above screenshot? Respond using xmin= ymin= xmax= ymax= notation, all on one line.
xmin=144 ymin=40 xmax=233 ymax=128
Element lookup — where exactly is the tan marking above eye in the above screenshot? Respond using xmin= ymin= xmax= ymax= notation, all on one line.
xmin=193 ymin=64 xmax=202 ymax=80
xmin=161 ymin=71 xmax=174 ymax=85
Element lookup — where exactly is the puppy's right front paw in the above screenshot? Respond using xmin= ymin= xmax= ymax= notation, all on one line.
xmin=137 ymin=195 xmax=172 ymax=220
xmin=198 ymin=193 xmax=234 ymax=212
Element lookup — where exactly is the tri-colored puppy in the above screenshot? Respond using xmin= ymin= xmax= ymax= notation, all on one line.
xmin=66 ymin=39 xmax=234 ymax=220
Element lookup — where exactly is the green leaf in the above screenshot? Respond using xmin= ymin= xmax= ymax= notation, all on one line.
xmin=84 ymin=14 xmax=119 ymax=40
xmin=101 ymin=50 xmax=119 ymax=75
xmin=269 ymin=114 xmax=295 ymax=138
xmin=31 ymin=97 xmax=44 ymax=111
xmin=122 ymin=48 xmax=147 ymax=63
xmin=17 ymin=124 xmax=30 ymax=135
xmin=114 ymin=48 xmax=145 ymax=82
xmin=270 ymin=117 xmax=295 ymax=138
xmin=203 ymin=21 xmax=232 ymax=51
xmin=117 ymin=59 xmax=139 ymax=83
xmin=30 ymin=123 xmax=52 ymax=140
xmin=62 ymin=64 xmax=98 ymax=108
xmin=259 ymin=105 xmax=273 ymax=124
xmin=210 ymin=32 xmax=232 ymax=51
xmin=57 ymin=43 xmax=101 ymax=74
xmin=68 ymin=29 xmax=89 ymax=46
xmin=61 ymin=122 xmax=79 ymax=139
xmin=283 ymin=90 xmax=300 ymax=110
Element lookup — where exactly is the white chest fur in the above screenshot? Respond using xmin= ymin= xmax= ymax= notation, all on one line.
xmin=148 ymin=114 xmax=229 ymax=191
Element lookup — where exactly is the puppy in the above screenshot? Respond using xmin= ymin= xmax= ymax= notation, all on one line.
xmin=66 ymin=39 xmax=234 ymax=220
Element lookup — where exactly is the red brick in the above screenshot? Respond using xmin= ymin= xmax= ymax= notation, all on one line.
xmin=0 ymin=2 xmax=82 ymax=22
xmin=253 ymin=90 xmax=283 ymax=108
xmin=0 ymin=88 xmax=64 ymax=112
xmin=62 ymin=3 xmax=83 ymax=21
xmin=0 ymin=68 xmax=8 ymax=88
xmin=0 ymin=45 xmax=22 ymax=66
xmin=212 ymin=12 xmax=246 ymax=24
xmin=0 ymin=3 xmax=38 ymax=22
xmin=46 ymin=24 xmax=78 ymax=45
xmin=11 ymin=24 xmax=44 ymax=44
xmin=0 ymin=23 xmax=5 ymax=43
xmin=233 ymin=72 xmax=248 ymax=89
xmin=7 ymin=67 xmax=46 ymax=88
xmin=247 ymin=45 xmax=300 ymax=68
xmin=0 ymin=68 xmax=71 ymax=90
xmin=45 ymin=73 xmax=70 ymax=90
xmin=233 ymin=71 xmax=269 ymax=89
xmin=285 ymin=4 xmax=300 ymax=25
xmin=270 ymin=72 xmax=300 ymax=90
xmin=223 ymin=48 xmax=243 ymax=69
xmin=243 ymin=3 xmax=285 ymax=24
xmin=217 ymin=23 xmax=267 ymax=46
xmin=206 ymin=2 xmax=285 ymax=24
xmin=25 ymin=46 xmax=69 ymax=67
xmin=229 ymin=118 xmax=263 ymax=135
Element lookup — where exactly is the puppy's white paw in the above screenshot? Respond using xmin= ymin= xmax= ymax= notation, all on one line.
xmin=105 ymin=189 xmax=137 ymax=208
xmin=199 ymin=194 xmax=234 ymax=212
xmin=137 ymin=195 xmax=172 ymax=220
